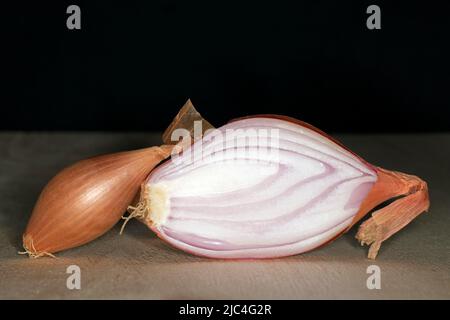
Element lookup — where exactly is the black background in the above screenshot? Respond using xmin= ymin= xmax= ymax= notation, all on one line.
xmin=5 ymin=1 xmax=450 ymax=132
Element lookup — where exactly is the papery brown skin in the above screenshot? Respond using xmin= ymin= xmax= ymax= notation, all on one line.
xmin=22 ymin=145 xmax=173 ymax=257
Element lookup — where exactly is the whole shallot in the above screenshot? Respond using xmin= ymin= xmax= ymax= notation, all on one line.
xmin=21 ymin=100 xmax=212 ymax=257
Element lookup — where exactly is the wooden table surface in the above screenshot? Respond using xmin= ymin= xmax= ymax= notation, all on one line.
xmin=0 ymin=132 xmax=448 ymax=299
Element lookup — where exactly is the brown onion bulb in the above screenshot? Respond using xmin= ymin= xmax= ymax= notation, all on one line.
xmin=21 ymin=145 xmax=173 ymax=257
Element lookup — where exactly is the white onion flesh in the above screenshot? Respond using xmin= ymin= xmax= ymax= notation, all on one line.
xmin=145 ymin=117 xmax=377 ymax=258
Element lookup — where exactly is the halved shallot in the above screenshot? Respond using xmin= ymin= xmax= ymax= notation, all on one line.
xmin=127 ymin=115 xmax=429 ymax=259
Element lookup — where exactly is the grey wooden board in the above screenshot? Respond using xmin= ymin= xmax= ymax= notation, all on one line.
xmin=0 ymin=132 xmax=448 ymax=299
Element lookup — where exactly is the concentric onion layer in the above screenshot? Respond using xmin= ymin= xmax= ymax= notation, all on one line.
xmin=146 ymin=117 xmax=377 ymax=258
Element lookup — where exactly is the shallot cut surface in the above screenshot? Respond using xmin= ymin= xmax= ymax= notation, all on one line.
xmin=143 ymin=117 xmax=378 ymax=258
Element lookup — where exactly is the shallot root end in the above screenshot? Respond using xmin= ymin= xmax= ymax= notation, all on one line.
xmin=120 ymin=184 xmax=168 ymax=234
xmin=19 ymin=236 xmax=56 ymax=259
